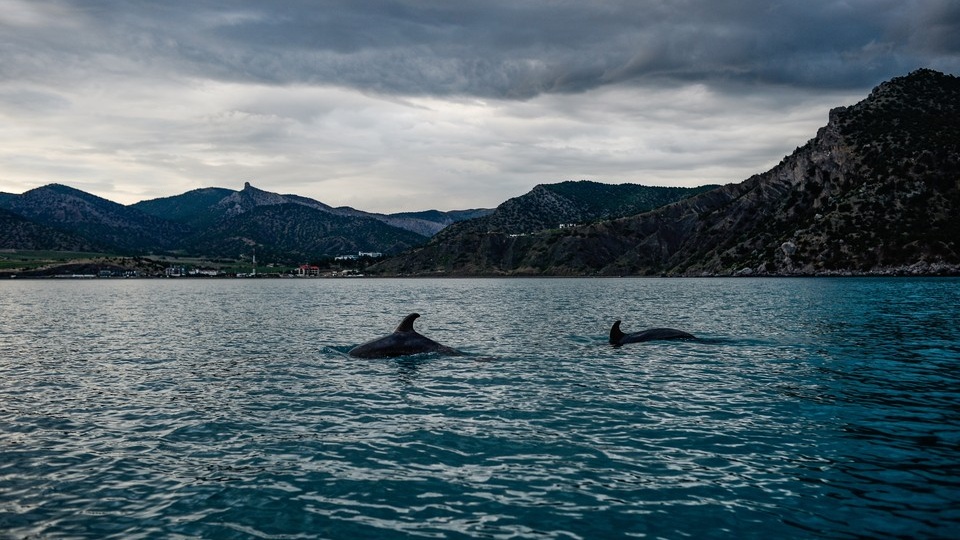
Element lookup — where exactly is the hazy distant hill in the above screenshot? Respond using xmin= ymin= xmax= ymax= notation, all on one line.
xmin=360 ymin=208 xmax=494 ymax=237
xmin=374 ymin=69 xmax=960 ymax=276
xmin=392 ymin=209 xmax=494 ymax=224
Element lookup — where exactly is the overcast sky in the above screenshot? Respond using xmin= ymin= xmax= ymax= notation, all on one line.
xmin=2 ymin=1 xmax=958 ymax=212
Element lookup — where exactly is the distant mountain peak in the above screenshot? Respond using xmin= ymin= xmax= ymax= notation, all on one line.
xmin=216 ymin=182 xmax=290 ymax=216
xmin=29 ymin=183 xmax=101 ymax=200
xmin=1 ymin=182 xmax=188 ymax=253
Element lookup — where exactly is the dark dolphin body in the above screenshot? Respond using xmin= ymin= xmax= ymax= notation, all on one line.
xmin=609 ymin=320 xmax=695 ymax=346
xmin=348 ymin=313 xmax=460 ymax=358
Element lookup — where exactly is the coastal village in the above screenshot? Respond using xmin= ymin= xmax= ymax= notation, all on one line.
xmin=0 ymin=251 xmax=384 ymax=279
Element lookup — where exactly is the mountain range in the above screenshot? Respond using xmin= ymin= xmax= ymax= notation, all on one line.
xmin=0 ymin=182 xmax=489 ymax=261
xmin=1 ymin=178 xmax=708 ymax=264
xmin=433 ymin=181 xmax=717 ymax=237
xmin=3 ymin=69 xmax=958 ymax=275
xmin=373 ymin=69 xmax=960 ymax=276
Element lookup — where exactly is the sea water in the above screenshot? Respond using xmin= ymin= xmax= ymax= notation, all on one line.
xmin=0 ymin=277 xmax=958 ymax=539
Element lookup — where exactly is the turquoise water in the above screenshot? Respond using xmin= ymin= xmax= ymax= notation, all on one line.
xmin=1 ymin=277 xmax=958 ymax=539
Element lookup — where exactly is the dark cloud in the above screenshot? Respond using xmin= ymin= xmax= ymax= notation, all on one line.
xmin=206 ymin=0 xmax=960 ymax=94
xmin=5 ymin=1 xmax=957 ymax=99
xmin=1 ymin=0 xmax=958 ymax=211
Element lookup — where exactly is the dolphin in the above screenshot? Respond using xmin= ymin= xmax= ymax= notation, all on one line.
xmin=348 ymin=313 xmax=461 ymax=358
xmin=609 ymin=320 xmax=695 ymax=346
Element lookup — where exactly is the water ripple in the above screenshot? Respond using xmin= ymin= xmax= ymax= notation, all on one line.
xmin=1 ymin=278 xmax=958 ymax=538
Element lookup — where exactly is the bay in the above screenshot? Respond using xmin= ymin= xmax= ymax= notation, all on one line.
xmin=1 ymin=277 xmax=958 ymax=539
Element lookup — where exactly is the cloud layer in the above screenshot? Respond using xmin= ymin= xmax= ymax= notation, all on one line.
xmin=1 ymin=0 xmax=958 ymax=211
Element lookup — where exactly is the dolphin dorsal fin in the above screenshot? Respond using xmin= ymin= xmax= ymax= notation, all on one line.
xmin=396 ymin=313 xmax=420 ymax=332
xmin=610 ymin=320 xmax=625 ymax=343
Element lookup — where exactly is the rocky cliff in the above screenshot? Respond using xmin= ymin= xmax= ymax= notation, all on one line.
xmin=374 ymin=69 xmax=960 ymax=276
